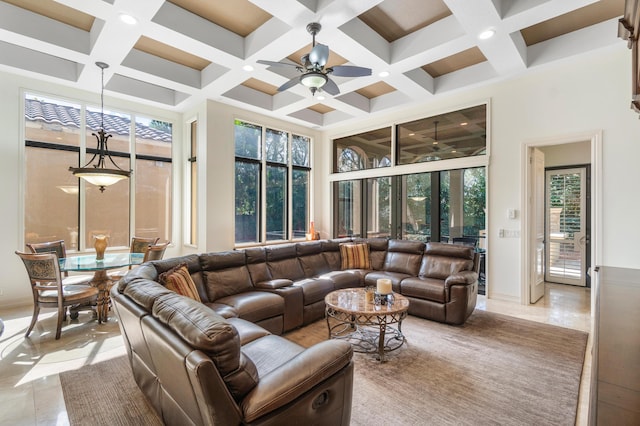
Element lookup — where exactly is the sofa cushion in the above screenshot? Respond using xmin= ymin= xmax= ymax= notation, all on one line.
xmin=201 ymin=251 xmax=254 ymax=301
xmin=339 ymin=243 xmax=371 ymax=270
xmin=297 ymin=241 xmax=330 ymax=277
xmin=321 ymin=239 xmax=351 ymax=270
xmin=353 ymin=237 xmax=388 ymax=270
xmin=420 ymin=243 xmax=475 ymax=279
xmin=159 ymin=263 xmax=202 ymax=302
xmin=400 ymin=277 xmax=447 ymax=303
xmin=215 ymin=291 xmax=284 ymax=324
xmin=244 ymin=247 xmax=272 ymax=284
xmin=266 ymin=245 xmax=305 ymax=280
xmin=383 ymin=240 xmax=425 ymax=276
xmin=152 ymin=292 xmax=259 ymax=401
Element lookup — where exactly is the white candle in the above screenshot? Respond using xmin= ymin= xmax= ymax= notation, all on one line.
xmin=377 ymin=278 xmax=392 ymax=294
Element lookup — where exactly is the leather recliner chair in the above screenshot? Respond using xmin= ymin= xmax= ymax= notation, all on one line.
xmin=112 ymin=269 xmax=354 ymax=426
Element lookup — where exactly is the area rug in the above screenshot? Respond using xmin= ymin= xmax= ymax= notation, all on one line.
xmin=60 ymin=356 xmax=162 ymax=426
xmin=61 ymin=310 xmax=587 ymax=425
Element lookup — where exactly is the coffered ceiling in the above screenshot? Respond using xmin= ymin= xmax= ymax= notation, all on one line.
xmin=0 ymin=0 xmax=624 ymax=129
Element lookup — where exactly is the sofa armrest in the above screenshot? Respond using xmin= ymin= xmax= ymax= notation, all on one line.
xmin=253 ymin=278 xmax=293 ymax=289
xmin=444 ymin=270 xmax=478 ymax=290
xmin=241 ymin=340 xmax=353 ymax=422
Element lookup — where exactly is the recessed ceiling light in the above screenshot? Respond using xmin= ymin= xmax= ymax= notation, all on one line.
xmin=317 ymin=95 xmax=325 ymax=101
xmin=408 ymin=133 xmax=415 ymax=136
xmin=452 ymin=150 xmax=457 ymax=153
xmin=460 ymin=122 xmax=468 ymax=126
xmin=119 ymin=13 xmax=137 ymax=25
xmin=379 ymin=71 xmax=390 ymax=78
xmin=433 ymin=141 xmax=438 ymax=145
xmin=478 ymin=29 xmax=495 ymax=40
xmin=243 ymin=65 xmax=254 ymax=72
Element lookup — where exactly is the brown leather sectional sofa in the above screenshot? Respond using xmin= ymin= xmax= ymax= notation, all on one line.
xmin=111 ymin=238 xmax=478 ymax=425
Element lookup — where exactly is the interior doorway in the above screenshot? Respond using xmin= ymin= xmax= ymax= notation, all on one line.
xmin=522 ymin=132 xmax=601 ymax=305
xmin=545 ymin=167 xmax=590 ymax=287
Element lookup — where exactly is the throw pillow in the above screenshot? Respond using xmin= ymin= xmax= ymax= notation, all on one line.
xmin=158 ymin=263 xmax=202 ymax=302
xmin=339 ymin=243 xmax=372 ymax=270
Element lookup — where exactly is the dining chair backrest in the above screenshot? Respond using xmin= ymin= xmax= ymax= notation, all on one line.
xmin=143 ymin=241 xmax=170 ymax=262
xmin=17 ymin=251 xmax=62 ymax=290
xmin=130 ymin=237 xmax=160 ymax=254
xmin=26 ymin=240 xmax=69 ymax=276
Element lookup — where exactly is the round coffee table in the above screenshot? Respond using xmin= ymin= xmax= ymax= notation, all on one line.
xmin=325 ymin=288 xmax=409 ymax=362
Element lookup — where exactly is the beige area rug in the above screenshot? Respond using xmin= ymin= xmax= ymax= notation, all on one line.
xmin=60 ymin=356 xmax=162 ymax=426
xmin=286 ymin=310 xmax=588 ymax=426
xmin=61 ymin=311 xmax=587 ymax=425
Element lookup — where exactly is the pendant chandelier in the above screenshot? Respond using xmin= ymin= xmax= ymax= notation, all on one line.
xmin=69 ymin=61 xmax=131 ymax=192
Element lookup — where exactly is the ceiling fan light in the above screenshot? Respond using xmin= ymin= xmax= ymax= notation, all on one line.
xmin=300 ymin=72 xmax=327 ymax=89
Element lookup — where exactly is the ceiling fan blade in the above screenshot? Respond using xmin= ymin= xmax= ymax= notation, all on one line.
xmin=330 ymin=65 xmax=372 ymax=77
xmin=257 ymin=60 xmax=300 ymax=69
xmin=322 ymin=77 xmax=340 ymax=96
xmin=309 ymin=44 xmax=329 ymax=67
xmin=277 ymin=76 xmax=301 ymax=92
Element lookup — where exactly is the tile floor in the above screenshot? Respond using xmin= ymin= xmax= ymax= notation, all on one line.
xmin=0 ymin=282 xmax=592 ymax=425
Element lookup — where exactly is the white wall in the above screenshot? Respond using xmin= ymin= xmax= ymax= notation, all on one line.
xmin=319 ymin=44 xmax=640 ymax=302
xmin=0 ymin=72 xmax=182 ymax=307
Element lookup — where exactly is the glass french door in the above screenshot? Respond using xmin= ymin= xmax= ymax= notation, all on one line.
xmin=545 ymin=167 xmax=587 ymax=286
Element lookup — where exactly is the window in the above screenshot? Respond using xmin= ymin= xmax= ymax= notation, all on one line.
xmin=24 ymin=93 xmax=173 ymax=251
xmin=234 ymin=120 xmax=311 ymax=244
xmin=334 ymin=127 xmax=391 ymax=172
xmin=366 ymin=177 xmax=391 ymax=238
xmin=331 ymin=102 xmax=487 ymax=242
xmin=403 ymin=173 xmax=432 ymax=242
xmin=397 ymin=104 xmax=486 ymax=165
xmin=187 ymin=120 xmax=197 ymax=245
xmin=334 ymin=167 xmax=485 ymax=243
xmin=334 ymin=180 xmax=362 ymax=237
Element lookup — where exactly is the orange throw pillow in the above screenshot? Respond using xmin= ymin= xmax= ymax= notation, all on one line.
xmin=339 ymin=243 xmax=372 ymax=270
xmin=159 ymin=263 xmax=202 ymax=302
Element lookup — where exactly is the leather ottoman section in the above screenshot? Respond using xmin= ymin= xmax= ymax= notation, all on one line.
xmin=363 ymin=271 xmax=410 ymax=292
xmin=400 ymin=277 xmax=446 ymax=303
xmin=215 ymin=291 xmax=284 ymax=328
xmin=319 ymin=270 xmax=361 ymax=289
xmin=292 ymin=278 xmax=335 ymax=304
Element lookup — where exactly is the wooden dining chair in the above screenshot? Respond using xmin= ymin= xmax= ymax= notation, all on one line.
xmin=143 ymin=241 xmax=170 ymax=262
xmin=108 ymin=236 xmax=160 ymax=282
xmin=15 ymin=251 xmax=99 ymax=340
xmin=26 ymin=240 xmax=93 ymax=286
xmin=130 ymin=236 xmax=160 ymax=257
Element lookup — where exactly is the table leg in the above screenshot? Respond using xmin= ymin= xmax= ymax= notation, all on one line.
xmin=377 ymin=316 xmax=387 ymax=362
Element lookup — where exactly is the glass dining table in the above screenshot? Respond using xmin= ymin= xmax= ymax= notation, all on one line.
xmin=59 ymin=253 xmax=144 ymax=323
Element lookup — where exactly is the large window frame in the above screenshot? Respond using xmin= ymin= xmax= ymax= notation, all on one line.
xmin=330 ymin=101 xmax=489 ymax=242
xmin=234 ymin=119 xmax=312 ymax=246
xmin=23 ymin=92 xmax=173 ymax=252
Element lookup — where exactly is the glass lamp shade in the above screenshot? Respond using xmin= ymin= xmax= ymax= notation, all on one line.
xmin=71 ymin=168 xmax=129 ymax=188
xmin=300 ymin=72 xmax=327 ymax=88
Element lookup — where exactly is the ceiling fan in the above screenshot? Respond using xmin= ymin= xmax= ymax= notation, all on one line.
xmin=257 ymin=22 xmax=372 ymax=96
